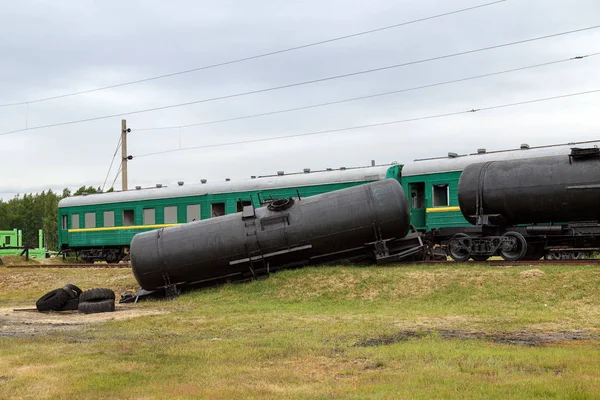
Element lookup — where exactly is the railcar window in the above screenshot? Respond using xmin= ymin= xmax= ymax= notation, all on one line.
xmin=164 ymin=206 xmax=177 ymax=224
xmin=84 ymin=213 xmax=96 ymax=228
xmin=433 ymin=184 xmax=449 ymax=207
xmin=5 ymin=236 xmax=11 ymax=245
xmin=143 ymin=208 xmax=156 ymax=225
xmin=72 ymin=214 xmax=80 ymax=229
xmin=236 ymin=200 xmax=252 ymax=212
xmin=61 ymin=215 xmax=68 ymax=230
xmin=123 ymin=210 xmax=134 ymax=226
xmin=186 ymin=204 xmax=200 ymax=222
xmin=103 ymin=211 xmax=115 ymax=227
xmin=211 ymin=203 xmax=225 ymax=218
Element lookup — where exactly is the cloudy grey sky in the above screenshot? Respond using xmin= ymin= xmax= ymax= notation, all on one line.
xmin=1 ymin=0 xmax=599 ymax=200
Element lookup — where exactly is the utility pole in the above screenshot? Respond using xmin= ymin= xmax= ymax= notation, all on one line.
xmin=121 ymin=119 xmax=128 ymax=191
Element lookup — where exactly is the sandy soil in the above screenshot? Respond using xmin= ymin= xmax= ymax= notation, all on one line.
xmin=0 ymin=305 xmax=168 ymax=338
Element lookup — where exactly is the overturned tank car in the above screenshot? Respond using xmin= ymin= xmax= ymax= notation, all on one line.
xmin=448 ymin=147 xmax=600 ymax=261
xmin=126 ymin=179 xmax=425 ymax=298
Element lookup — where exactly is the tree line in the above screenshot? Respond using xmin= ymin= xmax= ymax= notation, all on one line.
xmin=0 ymin=186 xmax=110 ymax=251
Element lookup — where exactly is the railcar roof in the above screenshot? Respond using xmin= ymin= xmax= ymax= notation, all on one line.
xmin=401 ymin=140 xmax=600 ymax=177
xmin=58 ymin=164 xmax=397 ymax=208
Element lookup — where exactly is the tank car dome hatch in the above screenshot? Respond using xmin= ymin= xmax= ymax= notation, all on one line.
xmin=201 ymin=179 xmax=207 ymax=184
xmin=135 ymin=186 xmax=142 ymax=190
xmin=477 ymin=148 xmax=486 ymax=154
xmin=156 ymin=184 xmax=162 ymax=188
xmin=267 ymin=198 xmax=295 ymax=212
xmin=226 ymin=178 xmax=230 ymax=182
xmin=520 ymin=144 xmax=530 ymax=149
xmin=277 ymin=171 xmax=284 ymax=176
xmin=303 ymin=168 xmax=311 ymax=173
xmin=448 ymin=152 xmax=459 ymax=158
xmin=178 ymin=181 xmax=184 ymax=186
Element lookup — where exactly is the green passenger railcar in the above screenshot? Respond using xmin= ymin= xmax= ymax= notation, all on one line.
xmin=58 ymin=164 xmax=402 ymax=263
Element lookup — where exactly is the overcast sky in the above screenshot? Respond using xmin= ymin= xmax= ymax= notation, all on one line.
xmin=1 ymin=0 xmax=599 ymax=200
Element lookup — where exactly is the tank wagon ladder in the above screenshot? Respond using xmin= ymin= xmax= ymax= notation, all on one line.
xmin=240 ymin=202 xmax=271 ymax=278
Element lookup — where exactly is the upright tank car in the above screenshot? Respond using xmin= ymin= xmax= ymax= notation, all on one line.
xmin=447 ymin=147 xmax=600 ymax=261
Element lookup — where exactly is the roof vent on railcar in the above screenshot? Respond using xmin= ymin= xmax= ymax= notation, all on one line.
xmin=340 ymin=167 xmax=346 ymax=170
xmin=371 ymin=160 xmax=375 ymax=166
xmin=477 ymin=148 xmax=486 ymax=154
xmin=520 ymin=143 xmax=530 ymax=149
xmin=156 ymin=184 xmax=163 ymax=188
xmin=178 ymin=181 xmax=184 ymax=186
xmin=251 ymin=176 xmax=256 ymax=179
xmin=226 ymin=178 xmax=230 ymax=182
xmin=448 ymin=152 xmax=458 ymax=158
xmin=201 ymin=179 xmax=207 ymax=184
xmin=135 ymin=186 xmax=141 ymax=190
xmin=326 ymin=168 xmax=332 ymax=171
xmin=277 ymin=171 xmax=284 ymax=176
xmin=303 ymin=168 xmax=310 ymax=173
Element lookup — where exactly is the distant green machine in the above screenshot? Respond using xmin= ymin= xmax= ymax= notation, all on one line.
xmin=0 ymin=229 xmax=48 ymax=259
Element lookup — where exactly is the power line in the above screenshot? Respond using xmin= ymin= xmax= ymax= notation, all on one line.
xmin=133 ymin=88 xmax=600 ymax=158
xmin=110 ymin=164 xmax=123 ymax=191
xmin=0 ymin=0 xmax=507 ymax=108
xmin=133 ymin=53 xmax=599 ymax=132
xmin=1 ymin=24 xmax=598 ymax=139
xmin=101 ymin=135 xmax=122 ymax=192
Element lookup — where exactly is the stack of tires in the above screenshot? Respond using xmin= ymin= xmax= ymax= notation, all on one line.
xmin=35 ymin=285 xmax=116 ymax=314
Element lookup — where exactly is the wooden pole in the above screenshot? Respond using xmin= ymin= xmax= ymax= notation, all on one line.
xmin=121 ymin=119 xmax=128 ymax=191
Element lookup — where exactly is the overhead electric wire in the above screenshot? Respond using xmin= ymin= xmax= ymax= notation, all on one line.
xmin=110 ymin=164 xmax=123 ymax=191
xmin=0 ymin=0 xmax=507 ymax=107
xmin=133 ymin=53 xmax=599 ymax=132
xmin=101 ymin=136 xmax=122 ymax=192
xmin=133 ymin=87 xmax=600 ymax=159
xmin=1 ymin=24 xmax=599 ymax=139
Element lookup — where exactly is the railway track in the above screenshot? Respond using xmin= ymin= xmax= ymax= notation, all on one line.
xmin=5 ymin=263 xmax=130 ymax=269
xmin=5 ymin=259 xmax=600 ymax=269
xmin=413 ymin=259 xmax=600 ymax=266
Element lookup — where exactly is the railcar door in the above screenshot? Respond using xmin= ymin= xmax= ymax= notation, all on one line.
xmin=409 ymin=182 xmax=426 ymax=230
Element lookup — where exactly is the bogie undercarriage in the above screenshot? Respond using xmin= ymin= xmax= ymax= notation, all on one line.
xmin=62 ymin=246 xmax=128 ymax=263
xmin=439 ymin=222 xmax=600 ymax=262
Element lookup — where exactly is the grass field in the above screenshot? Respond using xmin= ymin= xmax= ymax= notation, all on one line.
xmin=1 ymin=261 xmax=599 ymax=399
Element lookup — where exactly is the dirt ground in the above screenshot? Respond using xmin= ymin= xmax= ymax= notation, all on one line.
xmin=354 ymin=329 xmax=600 ymax=347
xmin=0 ymin=305 xmax=168 ymax=338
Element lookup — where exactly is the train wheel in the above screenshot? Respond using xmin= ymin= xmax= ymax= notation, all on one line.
xmin=449 ymin=233 xmax=472 ymax=262
xmin=500 ymin=232 xmax=527 ymax=261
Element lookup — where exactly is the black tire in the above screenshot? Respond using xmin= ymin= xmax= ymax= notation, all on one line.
xmin=56 ymin=297 xmax=79 ymax=311
xmin=63 ymin=284 xmax=83 ymax=299
xmin=78 ymin=299 xmax=115 ymax=314
xmin=36 ymin=288 xmax=70 ymax=312
xmin=80 ymin=288 xmax=115 ymax=302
